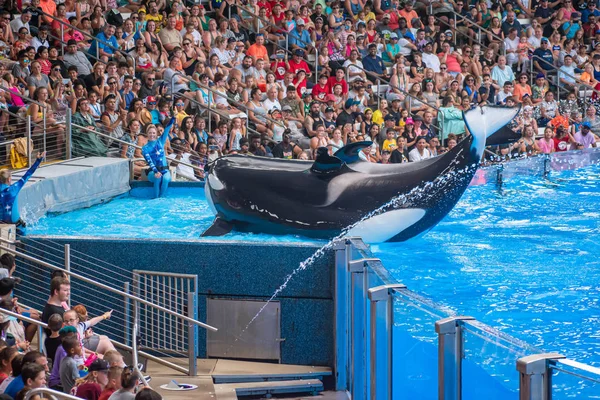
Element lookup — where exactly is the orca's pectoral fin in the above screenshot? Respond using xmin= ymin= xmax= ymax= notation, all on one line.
xmin=201 ymin=217 xmax=234 ymax=237
xmin=486 ymin=126 xmax=521 ymax=146
xmin=334 ymin=141 xmax=373 ymax=164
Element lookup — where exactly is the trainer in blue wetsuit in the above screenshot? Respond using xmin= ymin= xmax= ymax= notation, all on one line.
xmin=0 ymin=152 xmax=45 ymax=224
xmin=142 ymin=118 xmax=175 ymax=198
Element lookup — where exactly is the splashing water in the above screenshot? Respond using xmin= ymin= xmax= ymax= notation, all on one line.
xmin=223 ymin=164 xmax=478 ymax=355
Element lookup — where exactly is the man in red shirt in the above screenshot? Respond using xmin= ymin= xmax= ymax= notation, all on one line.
xmin=286 ymin=49 xmax=311 ymax=77
xmin=327 ymin=67 xmax=348 ymax=95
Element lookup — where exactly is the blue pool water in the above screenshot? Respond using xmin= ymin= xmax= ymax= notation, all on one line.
xmin=27 ymin=165 xmax=600 ymax=365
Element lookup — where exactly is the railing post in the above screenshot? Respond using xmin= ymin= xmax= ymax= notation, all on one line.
xmin=66 ymin=108 xmax=72 ymax=160
xmin=333 ymin=238 xmax=351 ymax=391
xmin=496 ymin=163 xmax=504 ymax=188
xmin=516 ymin=354 xmax=565 ymax=400
xmin=543 ymin=154 xmax=551 ymax=178
xmin=187 ymin=291 xmax=198 ymax=376
xmin=435 ymin=316 xmax=475 ymax=400
xmin=347 ymin=257 xmax=378 ymax=400
xmin=453 ymin=14 xmax=457 ymax=46
xmin=376 ymin=79 xmax=381 ymax=109
xmin=26 ymin=116 xmax=32 ymax=167
xmin=42 ymin=109 xmax=47 ymax=157
xmin=60 ymin=25 xmax=65 ymax=55
xmin=124 ymin=282 xmax=131 ymax=347
xmin=368 ymin=284 xmax=406 ymax=400
xmin=314 ymin=47 xmax=319 ymax=84
xmin=64 ymin=244 xmax=71 ymax=307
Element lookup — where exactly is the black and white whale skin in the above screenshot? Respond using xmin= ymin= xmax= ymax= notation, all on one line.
xmin=203 ymin=106 xmax=520 ymax=243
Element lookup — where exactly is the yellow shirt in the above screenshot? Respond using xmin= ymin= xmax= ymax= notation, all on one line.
xmin=145 ymin=14 xmax=164 ymax=32
xmin=175 ymin=110 xmax=189 ymax=127
xmin=364 ymin=12 xmax=376 ymax=23
xmin=372 ymin=110 xmax=384 ymax=126
xmin=382 ymin=139 xmax=397 ymax=152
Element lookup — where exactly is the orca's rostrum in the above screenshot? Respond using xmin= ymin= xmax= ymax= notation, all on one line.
xmin=202 ymin=105 xmax=520 ymax=243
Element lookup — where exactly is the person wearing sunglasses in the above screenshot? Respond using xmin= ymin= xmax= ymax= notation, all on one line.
xmin=12 ymin=50 xmax=31 ymax=89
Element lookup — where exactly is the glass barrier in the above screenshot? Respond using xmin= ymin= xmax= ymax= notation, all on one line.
xmin=550 ymin=359 xmax=600 ymax=399
xmin=550 ymin=148 xmax=600 ymax=172
xmin=460 ymin=319 xmax=536 ymax=400
xmin=347 ymin=239 xmax=600 ymax=400
xmin=391 ymin=289 xmax=451 ymax=400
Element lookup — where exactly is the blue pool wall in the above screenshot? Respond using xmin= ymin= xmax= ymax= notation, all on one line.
xmin=17 ymin=237 xmax=333 ymax=367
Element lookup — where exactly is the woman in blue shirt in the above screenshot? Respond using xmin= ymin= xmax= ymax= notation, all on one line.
xmin=0 ymin=151 xmax=45 ymax=226
xmin=142 ymin=117 xmax=175 ymax=198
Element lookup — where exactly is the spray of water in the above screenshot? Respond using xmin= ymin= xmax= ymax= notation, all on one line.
xmin=223 ymin=165 xmax=477 ymax=355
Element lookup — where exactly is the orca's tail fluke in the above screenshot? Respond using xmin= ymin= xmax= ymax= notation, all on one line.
xmin=201 ymin=217 xmax=234 ymax=237
xmin=463 ymin=105 xmax=522 ymax=158
xmin=485 ymin=126 xmax=521 ymax=146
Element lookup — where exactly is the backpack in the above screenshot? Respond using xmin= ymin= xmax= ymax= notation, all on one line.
xmin=106 ymin=9 xmax=124 ymax=27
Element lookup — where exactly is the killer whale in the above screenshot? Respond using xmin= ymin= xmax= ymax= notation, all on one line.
xmin=203 ymin=105 xmax=520 ymax=243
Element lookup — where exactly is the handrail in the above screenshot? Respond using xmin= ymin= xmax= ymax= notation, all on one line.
xmin=236 ymin=5 xmax=318 ymax=82
xmin=445 ymin=11 xmax=506 ymax=56
xmin=239 ymin=6 xmax=313 ymax=49
xmin=46 ymin=29 xmax=108 ymax=68
xmin=0 ymin=84 xmax=44 ymax=108
xmin=25 ymin=388 xmax=82 ymax=400
xmin=171 ymin=72 xmax=288 ymax=131
xmin=242 ymin=6 xmax=312 ymax=52
xmin=0 ymin=303 xmax=190 ymax=375
xmin=172 ymin=91 xmax=265 ymax=139
xmin=345 ymin=62 xmax=444 ymax=134
xmin=37 ymin=9 xmax=136 ymax=70
xmin=70 ymin=121 xmax=206 ymax=175
xmin=0 ymin=305 xmax=48 ymax=327
xmin=529 ymin=54 xmax=600 ymax=106
xmin=0 ymin=243 xmax=218 ymax=332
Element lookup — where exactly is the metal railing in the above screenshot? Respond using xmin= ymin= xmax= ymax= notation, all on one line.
xmin=529 ymin=54 xmax=600 ymax=106
xmin=25 ymin=388 xmax=83 ymax=400
xmin=68 ymin=115 xmax=206 ymax=178
xmin=237 ymin=6 xmax=318 ymax=82
xmin=0 ymin=86 xmax=46 ymax=163
xmin=1 ymin=237 xmax=217 ymax=376
xmin=334 ymin=235 xmax=600 ymax=399
xmin=429 ymin=10 xmax=507 ymax=57
xmin=345 ymin=63 xmax=445 ymax=136
xmin=172 ymin=91 xmax=267 ymax=142
xmin=37 ymin=9 xmax=136 ymax=71
xmin=171 ymin=72 xmax=289 ymax=133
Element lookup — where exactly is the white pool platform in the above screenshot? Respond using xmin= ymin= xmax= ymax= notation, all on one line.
xmin=16 ymin=157 xmax=130 ymax=221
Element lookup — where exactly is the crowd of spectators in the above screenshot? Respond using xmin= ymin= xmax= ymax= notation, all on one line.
xmin=0 ymin=254 xmax=162 ymax=400
xmin=0 ymin=0 xmax=596 ymax=176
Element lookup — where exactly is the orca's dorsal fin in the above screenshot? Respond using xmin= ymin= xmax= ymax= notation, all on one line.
xmin=334 ymin=141 xmax=373 ymax=164
xmin=310 ymin=147 xmax=344 ymax=174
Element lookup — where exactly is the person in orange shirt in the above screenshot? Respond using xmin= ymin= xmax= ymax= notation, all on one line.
xmin=513 ymin=73 xmax=532 ymax=103
xmin=246 ymin=34 xmax=269 ymax=62
xmin=40 ymin=0 xmax=56 ymax=24
xmin=398 ymin=2 xmax=418 ymax=28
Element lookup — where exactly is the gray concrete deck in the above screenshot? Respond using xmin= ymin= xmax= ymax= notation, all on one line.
xmin=146 ymin=358 xmax=337 ymax=400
